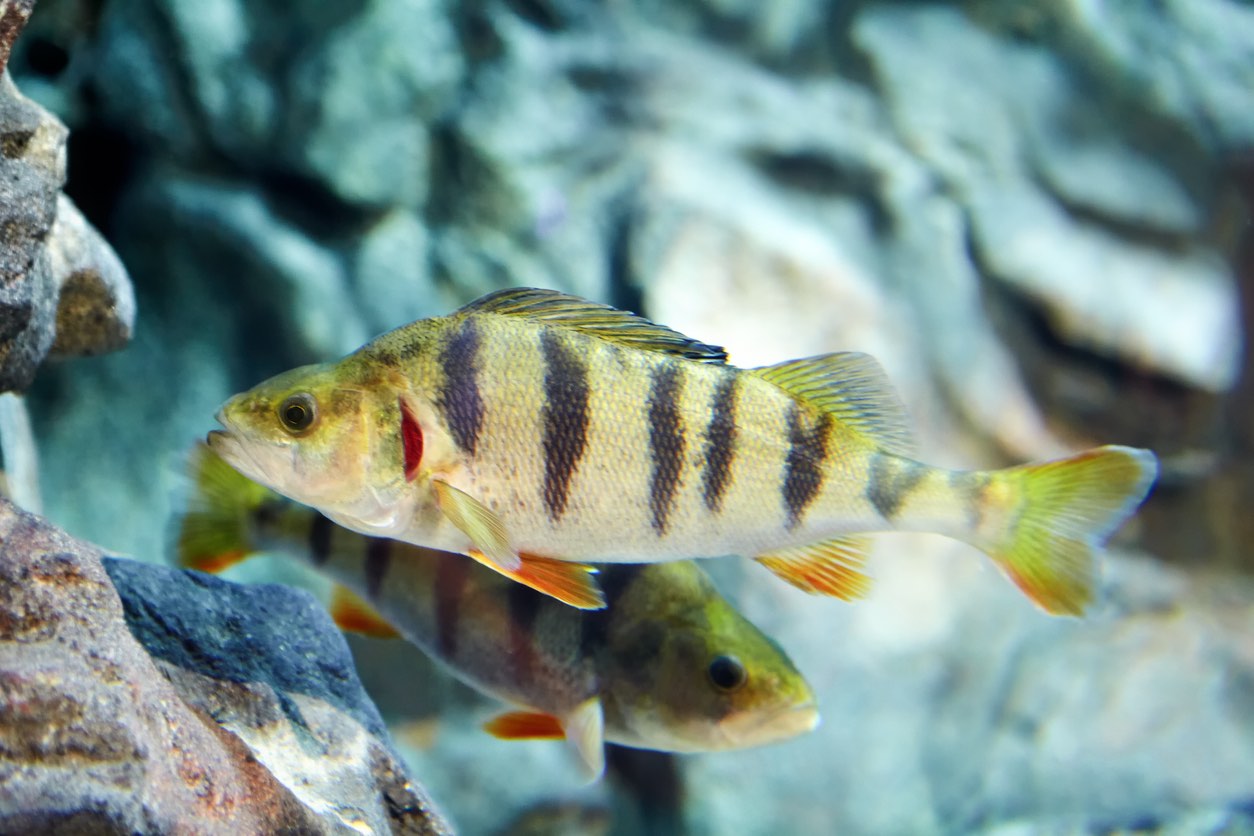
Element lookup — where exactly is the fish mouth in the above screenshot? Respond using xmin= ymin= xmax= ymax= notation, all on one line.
xmin=205 ymin=420 xmax=273 ymax=488
xmin=719 ymin=700 xmax=820 ymax=747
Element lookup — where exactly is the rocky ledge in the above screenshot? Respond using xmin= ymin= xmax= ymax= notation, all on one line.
xmin=0 ymin=497 xmax=451 ymax=835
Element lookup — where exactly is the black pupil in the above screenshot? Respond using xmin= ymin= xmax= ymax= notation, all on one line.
xmin=708 ymin=655 xmax=746 ymax=691
xmin=281 ymin=396 xmax=313 ymax=431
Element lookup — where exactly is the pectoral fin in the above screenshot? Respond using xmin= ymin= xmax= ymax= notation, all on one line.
xmin=483 ymin=697 xmax=606 ymax=782
xmin=433 ymin=479 xmax=520 ymax=572
xmin=755 ymin=536 xmax=873 ymax=600
xmin=564 ymin=698 xmax=606 ymax=782
xmin=466 ymin=549 xmax=606 ymax=610
xmin=329 ymin=585 xmax=401 ymax=638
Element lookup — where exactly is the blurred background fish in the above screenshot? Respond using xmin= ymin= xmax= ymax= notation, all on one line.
xmin=178 ymin=443 xmax=819 ymax=781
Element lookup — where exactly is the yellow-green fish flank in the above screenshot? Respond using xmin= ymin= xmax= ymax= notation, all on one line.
xmin=209 ymin=288 xmax=1159 ymax=615
xmin=179 ymin=445 xmax=819 ymax=778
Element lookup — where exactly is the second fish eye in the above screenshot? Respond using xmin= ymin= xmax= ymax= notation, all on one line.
xmin=707 ymin=654 xmax=747 ymax=692
xmin=279 ymin=392 xmax=317 ymax=434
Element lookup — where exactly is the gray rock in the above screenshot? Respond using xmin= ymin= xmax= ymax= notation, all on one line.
xmin=967 ymin=182 xmax=1240 ymax=392
xmin=0 ymin=70 xmax=63 ymax=393
xmin=94 ymin=0 xmax=463 ymax=208
xmin=46 ymin=195 xmax=136 ymax=358
xmin=0 ymin=68 xmax=135 ymax=392
xmin=0 ymin=497 xmax=452 ymax=835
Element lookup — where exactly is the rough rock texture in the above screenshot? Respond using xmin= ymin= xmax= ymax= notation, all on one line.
xmin=0 ymin=497 xmax=451 ymax=835
xmin=0 ymin=67 xmax=134 ymax=393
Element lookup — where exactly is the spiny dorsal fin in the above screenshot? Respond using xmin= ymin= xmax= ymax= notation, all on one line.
xmin=459 ymin=288 xmax=728 ymax=364
xmin=751 ymin=352 xmax=915 ymax=456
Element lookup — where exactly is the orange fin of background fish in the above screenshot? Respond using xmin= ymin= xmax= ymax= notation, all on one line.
xmin=460 ymin=287 xmax=728 ymax=363
xmin=329 ymin=584 xmax=401 ymax=638
xmin=755 ymin=536 xmax=873 ymax=600
xmin=483 ymin=711 xmax=566 ymax=740
xmin=181 ymin=548 xmax=250 ymax=574
xmin=751 ymin=352 xmax=915 ymax=456
xmin=986 ymin=445 xmax=1157 ymax=616
xmin=466 ymin=549 xmax=606 ymax=610
xmin=433 ymin=479 xmax=520 ymax=571
xmin=399 ymin=395 xmax=424 ymax=482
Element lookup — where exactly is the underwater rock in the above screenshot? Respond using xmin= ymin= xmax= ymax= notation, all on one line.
xmin=0 ymin=69 xmax=134 ymax=393
xmin=967 ymin=183 xmax=1240 ymax=393
xmin=93 ymin=0 xmax=463 ymax=209
xmin=0 ymin=498 xmax=452 ymax=835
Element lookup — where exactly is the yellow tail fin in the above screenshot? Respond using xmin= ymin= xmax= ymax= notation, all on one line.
xmin=989 ymin=445 xmax=1158 ymax=616
xmin=176 ymin=442 xmax=273 ymax=572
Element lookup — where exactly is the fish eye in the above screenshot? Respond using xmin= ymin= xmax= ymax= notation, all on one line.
xmin=278 ymin=392 xmax=317 ymax=434
xmin=707 ymin=654 xmax=747 ymax=692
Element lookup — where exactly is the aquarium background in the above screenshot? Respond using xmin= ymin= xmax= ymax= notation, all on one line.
xmin=5 ymin=0 xmax=1253 ymax=833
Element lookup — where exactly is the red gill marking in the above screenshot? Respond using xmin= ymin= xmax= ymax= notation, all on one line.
xmin=400 ymin=396 xmax=424 ymax=482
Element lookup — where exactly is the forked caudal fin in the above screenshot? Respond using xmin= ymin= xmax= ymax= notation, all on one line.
xmin=984 ymin=445 xmax=1158 ymax=616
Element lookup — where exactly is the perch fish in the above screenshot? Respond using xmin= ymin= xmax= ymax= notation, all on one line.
xmin=178 ymin=444 xmax=819 ymax=780
xmin=208 ymin=287 xmax=1158 ymax=614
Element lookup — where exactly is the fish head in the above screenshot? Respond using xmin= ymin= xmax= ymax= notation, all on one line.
xmin=601 ymin=563 xmax=818 ymax=754
xmin=208 ymin=358 xmax=409 ymax=528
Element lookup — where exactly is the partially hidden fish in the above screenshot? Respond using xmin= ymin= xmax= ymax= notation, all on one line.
xmin=178 ymin=444 xmax=819 ymax=780
xmin=208 ymin=287 xmax=1158 ymax=615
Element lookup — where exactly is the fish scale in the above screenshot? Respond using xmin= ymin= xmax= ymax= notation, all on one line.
xmin=209 ymin=287 xmax=1159 ymax=615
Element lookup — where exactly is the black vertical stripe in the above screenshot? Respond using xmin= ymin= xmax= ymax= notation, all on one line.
xmin=867 ymin=453 xmax=926 ymax=520
xmin=506 ymin=582 xmax=544 ymax=683
xmin=577 ymin=566 xmax=635 ymax=662
xmin=364 ymin=537 xmax=392 ymax=601
xmin=701 ymin=371 xmax=739 ymax=513
xmin=648 ymin=362 xmax=686 ymax=535
xmin=541 ymin=330 xmax=590 ymax=520
xmin=440 ymin=318 xmax=484 ymax=455
xmin=782 ymin=404 xmax=831 ymax=529
xmin=309 ymin=513 xmax=333 ymax=567
xmin=948 ymin=469 xmax=988 ymax=531
xmin=434 ymin=557 xmax=472 ymax=659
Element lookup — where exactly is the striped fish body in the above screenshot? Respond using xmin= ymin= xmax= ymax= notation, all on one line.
xmin=211 ymin=288 xmax=1159 ymax=615
xmin=266 ymin=507 xmax=598 ymax=719
xmin=179 ymin=445 xmax=819 ymax=777
xmin=371 ymin=312 xmax=885 ymax=562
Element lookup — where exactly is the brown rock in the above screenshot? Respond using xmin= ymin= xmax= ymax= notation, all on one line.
xmin=0 ymin=498 xmax=453 ymax=835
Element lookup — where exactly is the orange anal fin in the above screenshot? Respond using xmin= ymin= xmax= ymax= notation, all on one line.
xmin=483 ymin=710 xmax=565 ymax=740
xmin=329 ymin=584 xmax=401 ymax=638
xmin=755 ymin=536 xmax=873 ymax=600
xmin=181 ymin=548 xmax=249 ymax=574
xmin=466 ymin=549 xmax=606 ymax=610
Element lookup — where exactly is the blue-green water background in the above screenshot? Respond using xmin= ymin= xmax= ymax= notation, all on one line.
xmin=11 ymin=1 xmax=1254 ymax=833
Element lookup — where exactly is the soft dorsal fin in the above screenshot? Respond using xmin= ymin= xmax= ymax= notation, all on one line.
xmin=751 ymin=352 xmax=915 ymax=456
xmin=459 ymin=288 xmax=728 ymax=363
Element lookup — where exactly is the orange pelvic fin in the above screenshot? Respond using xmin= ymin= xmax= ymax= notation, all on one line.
xmin=329 ymin=584 xmax=401 ymax=638
xmin=755 ymin=535 xmax=873 ymax=600
xmin=483 ymin=710 xmax=565 ymax=740
xmin=466 ymin=549 xmax=606 ymax=610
